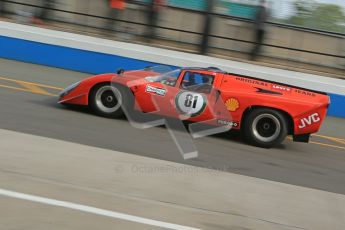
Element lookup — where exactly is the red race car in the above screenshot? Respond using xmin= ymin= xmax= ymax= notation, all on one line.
xmin=59 ymin=66 xmax=330 ymax=148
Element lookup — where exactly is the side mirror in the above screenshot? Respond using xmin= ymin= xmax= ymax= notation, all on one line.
xmin=117 ymin=69 xmax=125 ymax=75
xmin=144 ymin=66 xmax=153 ymax=71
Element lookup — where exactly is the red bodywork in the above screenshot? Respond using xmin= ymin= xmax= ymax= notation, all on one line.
xmin=59 ymin=68 xmax=330 ymax=138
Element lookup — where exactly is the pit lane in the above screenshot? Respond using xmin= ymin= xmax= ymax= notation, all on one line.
xmin=0 ymin=58 xmax=345 ymax=195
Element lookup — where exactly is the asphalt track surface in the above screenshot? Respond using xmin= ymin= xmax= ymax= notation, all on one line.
xmin=0 ymin=58 xmax=345 ymax=194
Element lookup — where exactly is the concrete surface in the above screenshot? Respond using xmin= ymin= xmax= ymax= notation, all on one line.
xmin=0 ymin=128 xmax=345 ymax=230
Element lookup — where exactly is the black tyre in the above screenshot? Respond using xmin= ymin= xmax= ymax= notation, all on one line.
xmin=243 ymin=108 xmax=288 ymax=148
xmin=89 ymin=83 xmax=133 ymax=118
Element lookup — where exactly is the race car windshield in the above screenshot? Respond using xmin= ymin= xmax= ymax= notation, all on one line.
xmin=124 ymin=65 xmax=174 ymax=78
xmin=145 ymin=67 xmax=181 ymax=87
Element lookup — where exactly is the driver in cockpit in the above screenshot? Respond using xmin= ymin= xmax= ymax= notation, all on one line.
xmin=202 ymin=75 xmax=213 ymax=85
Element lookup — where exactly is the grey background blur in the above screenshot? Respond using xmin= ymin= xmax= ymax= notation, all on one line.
xmin=0 ymin=0 xmax=344 ymax=73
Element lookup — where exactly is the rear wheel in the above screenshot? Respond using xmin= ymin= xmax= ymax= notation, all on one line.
xmin=243 ymin=108 xmax=288 ymax=148
xmin=89 ymin=84 xmax=133 ymax=118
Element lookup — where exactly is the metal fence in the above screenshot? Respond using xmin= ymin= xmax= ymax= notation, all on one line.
xmin=0 ymin=0 xmax=344 ymax=71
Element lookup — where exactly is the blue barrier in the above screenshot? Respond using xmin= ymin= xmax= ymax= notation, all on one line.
xmin=0 ymin=36 xmax=158 ymax=74
xmin=0 ymin=35 xmax=344 ymax=118
xmin=328 ymin=94 xmax=345 ymax=118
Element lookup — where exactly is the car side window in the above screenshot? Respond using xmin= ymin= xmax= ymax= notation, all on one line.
xmin=181 ymin=72 xmax=214 ymax=94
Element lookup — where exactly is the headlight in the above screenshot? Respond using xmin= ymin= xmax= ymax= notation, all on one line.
xmin=60 ymin=81 xmax=81 ymax=98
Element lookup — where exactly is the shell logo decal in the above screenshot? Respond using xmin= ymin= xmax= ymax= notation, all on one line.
xmin=225 ymin=98 xmax=240 ymax=112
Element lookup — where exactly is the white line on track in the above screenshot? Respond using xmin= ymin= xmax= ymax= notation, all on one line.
xmin=0 ymin=188 xmax=201 ymax=230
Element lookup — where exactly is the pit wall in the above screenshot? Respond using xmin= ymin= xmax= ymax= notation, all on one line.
xmin=4 ymin=0 xmax=344 ymax=69
xmin=0 ymin=21 xmax=344 ymax=118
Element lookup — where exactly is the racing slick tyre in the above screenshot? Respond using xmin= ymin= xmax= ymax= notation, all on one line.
xmin=243 ymin=108 xmax=288 ymax=148
xmin=89 ymin=83 xmax=134 ymax=118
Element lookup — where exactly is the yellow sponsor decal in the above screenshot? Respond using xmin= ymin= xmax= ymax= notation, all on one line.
xmin=225 ymin=98 xmax=240 ymax=112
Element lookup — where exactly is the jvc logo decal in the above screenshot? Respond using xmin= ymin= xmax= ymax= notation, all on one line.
xmin=298 ymin=113 xmax=320 ymax=129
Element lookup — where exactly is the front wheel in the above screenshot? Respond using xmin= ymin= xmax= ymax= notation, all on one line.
xmin=243 ymin=108 xmax=288 ymax=148
xmin=89 ymin=84 xmax=132 ymax=118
